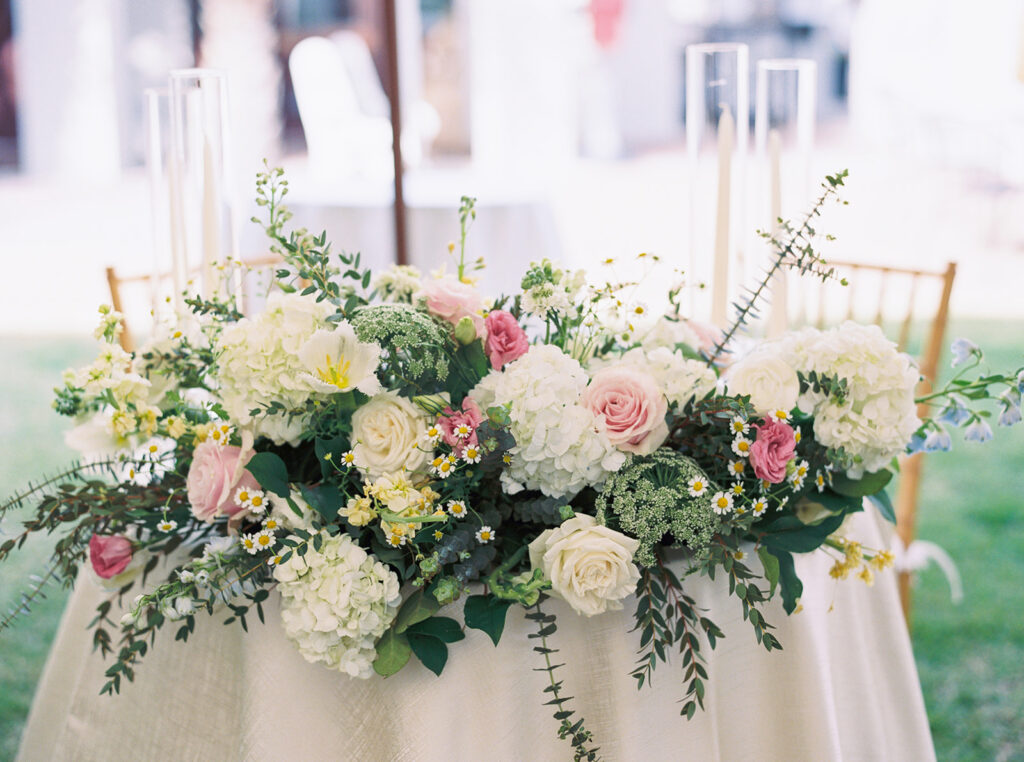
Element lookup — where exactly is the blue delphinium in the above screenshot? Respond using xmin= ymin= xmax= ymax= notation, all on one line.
xmin=949 ymin=338 xmax=980 ymax=368
xmin=923 ymin=426 xmax=953 ymax=452
xmin=998 ymin=389 xmax=1022 ymax=427
xmin=964 ymin=419 xmax=994 ymax=443
xmin=938 ymin=395 xmax=971 ymax=426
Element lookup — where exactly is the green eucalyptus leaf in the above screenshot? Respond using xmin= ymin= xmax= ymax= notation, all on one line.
xmin=372 ymin=628 xmax=411 ymax=677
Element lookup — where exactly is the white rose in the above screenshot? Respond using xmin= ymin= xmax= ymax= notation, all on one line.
xmin=351 ymin=391 xmax=429 ymax=477
xmin=528 ymin=514 xmax=641 ymax=617
xmin=725 ymin=352 xmax=800 ymax=415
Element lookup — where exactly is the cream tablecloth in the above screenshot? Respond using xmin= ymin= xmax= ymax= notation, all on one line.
xmin=17 ymin=508 xmax=935 ymax=762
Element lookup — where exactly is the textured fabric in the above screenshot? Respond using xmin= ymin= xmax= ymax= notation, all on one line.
xmin=17 ymin=508 xmax=935 ymax=762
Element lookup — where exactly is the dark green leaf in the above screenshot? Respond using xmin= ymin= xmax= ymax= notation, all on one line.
xmin=407 ymin=632 xmax=448 ymax=676
xmin=866 ymin=489 xmax=896 ymax=524
xmin=245 ymin=452 xmax=290 ymax=497
xmin=299 ymin=483 xmax=344 ymax=522
xmin=406 ymin=616 xmax=465 ymax=644
xmin=766 ymin=548 xmax=802 ymax=614
xmin=830 ymin=469 xmax=893 ymax=498
xmin=394 ymin=590 xmax=440 ymax=634
xmin=463 ymin=595 xmax=513 ymax=646
xmin=762 ymin=511 xmax=846 ymax=553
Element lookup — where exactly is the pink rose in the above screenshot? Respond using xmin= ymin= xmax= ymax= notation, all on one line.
xmin=582 ymin=367 xmax=668 ymax=455
xmin=421 ymin=276 xmax=487 ymax=340
xmin=749 ymin=418 xmax=796 ymax=483
xmin=186 ymin=442 xmax=260 ymax=522
xmin=484 ymin=310 xmax=529 ymax=370
xmin=439 ymin=397 xmax=485 ymax=449
xmin=88 ymin=534 xmax=134 ymax=579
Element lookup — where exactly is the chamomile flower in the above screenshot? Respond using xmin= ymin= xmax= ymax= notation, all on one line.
xmin=454 ymin=422 xmax=473 ymax=440
xmin=475 ymin=526 xmax=495 ymax=544
xmin=778 ymin=496 xmax=790 ymax=510
xmin=240 ymin=534 xmax=259 ymax=555
xmin=247 ymin=489 xmax=268 ymax=514
xmin=752 ymin=498 xmax=768 ymax=517
xmin=462 ymin=445 xmax=482 ymax=464
xmin=793 ymin=460 xmax=809 ymax=480
xmin=447 ymin=500 xmax=469 ymax=518
xmin=267 ymin=552 xmax=284 ymax=567
xmin=262 ymin=517 xmax=282 ymax=532
xmin=793 ymin=427 xmax=802 ymax=445
xmin=815 ymin=471 xmax=826 ymax=492
xmin=434 ymin=458 xmax=455 ymax=478
xmin=502 ymin=453 xmax=512 ymax=465
xmin=156 ymin=518 xmax=178 ymax=532
xmin=730 ymin=417 xmax=750 ymax=436
xmin=759 ymin=479 xmax=772 ymax=492
xmin=687 ymin=476 xmax=708 ymax=497
xmin=386 ymin=532 xmax=408 ymax=547
xmin=629 ymin=301 xmax=648 ymax=318
xmin=254 ymin=530 xmax=275 ymax=552
xmin=433 ymin=529 xmax=444 ymax=541
xmin=423 ymin=425 xmax=442 ymax=445
xmin=772 ymin=409 xmax=791 ymax=423
xmin=209 ymin=424 xmax=233 ymax=446
xmin=339 ymin=450 xmax=358 ymax=467
xmin=234 ymin=487 xmax=255 ymax=509
xmin=728 ymin=460 xmax=746 ymax=477
xmin=730 ymin=482 xmax=744 ymax=496
xmin=790 ymin=474 xmax=806 ymax=490
xmin=731 ymin=436 xmax=752 ymax=458
xmin=711 ymin=491 xmax=734 ymax=515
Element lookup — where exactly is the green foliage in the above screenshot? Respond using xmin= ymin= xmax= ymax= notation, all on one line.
xmin=373 ymin=628 xmax=411 ymax=677
xmin=244 ymin=451 xmax=290 ymax=498
xmin=405 ymin=616 xmax=466 ymax=676
xmin=759 ymin=511 xmax=846 ymax=554
xmin=831 ymin=469 xmax=893 ymax=498
xmin=765 ymin=548 xmax=802 ymax=614
xmin=394 ymin=589 xmax=440 ymax=633
xmin=464 ymin=594 xmax=514 ymax=646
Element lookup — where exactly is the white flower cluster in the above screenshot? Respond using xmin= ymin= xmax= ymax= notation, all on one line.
xmin=520 ymin=260 xmax=587 ymax=317
xmin=273 ymin=531 xmax=401 ymax=679
xmin=372 ymin=264 xmax=423 ymax=302
xmin=214 ymin=292 xmax=334 ymax=445
xmin=779 ymin=321 xmax=921 ymax=477
xmin=638 ymin=315 xmax=703 ymax=355
xmin=471 ymin=345 xmax=625 ymax=498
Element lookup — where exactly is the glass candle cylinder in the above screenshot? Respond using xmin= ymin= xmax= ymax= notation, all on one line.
xmin=755 ymin=59 xmax=816 ymax=337
xmin=686 ymin=42 xmax=749 ymax=329
xmin=168 ymin=68 xmax=239 ymax=303
xmin=143 ymin=88 xmax=175 ymax=318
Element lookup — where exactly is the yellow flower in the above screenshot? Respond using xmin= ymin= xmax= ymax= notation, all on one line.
xmin=858 ymin=566 xmax=875 ymax=586
xmin=165 ymin=416 xmax=187 ymax=440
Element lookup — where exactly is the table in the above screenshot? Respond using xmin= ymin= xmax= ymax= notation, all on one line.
xmin=17 ymin=508 xmax=935 ymax=761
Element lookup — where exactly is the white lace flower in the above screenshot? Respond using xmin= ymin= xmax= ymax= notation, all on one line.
xmin=274 ymin=532 xmax=401 ymax=679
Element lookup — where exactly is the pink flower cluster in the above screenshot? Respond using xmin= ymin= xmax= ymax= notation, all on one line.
xmin=438 ymin=397 xmax=485 ymax=451
xmin=749 ymin=418 xmax=796 ymax=483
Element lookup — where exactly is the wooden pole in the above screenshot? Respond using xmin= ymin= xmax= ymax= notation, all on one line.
xmin=383 ymin=0 xmax=408 ymax=266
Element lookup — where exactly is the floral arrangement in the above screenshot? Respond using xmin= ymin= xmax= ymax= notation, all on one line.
xmin=4 ymin=168 xmax=1021 ymax=761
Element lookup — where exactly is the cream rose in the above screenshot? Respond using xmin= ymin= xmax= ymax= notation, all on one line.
xmin=528 ymin=514 xmax=641 ymax=617
xmin=725 ymin=352 xmax=800 ymax=415
xmin=351 ymin=392 xmax=429 ymax=477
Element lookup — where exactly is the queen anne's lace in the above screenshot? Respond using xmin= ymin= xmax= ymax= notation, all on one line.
xmin=273 ymin=531 xmax=401 ymax=679
xmin=471 ymin=345 xmax=625 ymax=498
xmin=778 ymin=322 xmax=921 ymax=477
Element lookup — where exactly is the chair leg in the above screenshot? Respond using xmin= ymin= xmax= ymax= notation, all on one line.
xmin=894 ymin=451 xmax=926 ymax=626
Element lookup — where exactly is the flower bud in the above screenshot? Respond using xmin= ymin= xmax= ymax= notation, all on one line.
xmin=454 ymin=316 xmax=477 ymax=345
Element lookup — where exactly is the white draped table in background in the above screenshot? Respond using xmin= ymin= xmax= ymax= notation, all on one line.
xmin=17 ymin=508 xmax=935 ymax=762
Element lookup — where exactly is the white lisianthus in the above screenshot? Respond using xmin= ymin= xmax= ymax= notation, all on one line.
xmin=297 ymin=322 xmax=383 ymax=396
xmin=778 ymin=322 xmax=921 ymax=478
xmin=215 ymin=292 xmax=334 ymax=445
xmin=471 ymin=345 xmax=625 ymax=499
xmin=351 ymin=392 xmax=430 ymax=478
xmin=274 ymin=531 xmax=401 ymax=678
xmin=528 ymin=514 xmax=640 ymax=617
xmin=725 ymin=351 xmax=800 ymax=415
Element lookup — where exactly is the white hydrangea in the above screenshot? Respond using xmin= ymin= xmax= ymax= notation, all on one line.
xmin=214 ymin=292 xmax=334 ymax=445
xmin=471 ymin=345 xmax=625 ymax=498
xmin=372 ymin=264 xmax=423 ymax=302
xmin=638 ymin=315 xmax=702 ymax=355
xmin=273 ymin=531 xmax=401 ymax=679
xmin=777 ymin=321 xmax=921 ymax=478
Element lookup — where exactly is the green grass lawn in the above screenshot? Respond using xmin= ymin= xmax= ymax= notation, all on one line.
xmin=0 ymin=326 xmax=1021 ymax=761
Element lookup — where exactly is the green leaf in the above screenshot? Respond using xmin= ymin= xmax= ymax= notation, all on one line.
xmin=407 ymin=632 xmax=448 ymax=676
xmin=866 ymin=489 xmax=896 ymax=523
xmin=298 ymin=483 xmax=344 ymax=522
xmin=314 ymin=434 xmax=348 ymax=480
xmin=463 ymin=595 xmax=514 ymax=646
xmin=766 ymin=548 xmax=802 ymax=615
xmin=245 ymin=452 xmax=290 ymax=497
xmin=394 ymin=590 xmax=440 ymax=634
xmin=761 ymin=512 xmax=845 ymax=553
xmin=802 ymin=489 xmax=863 ymax=516
xmin=407 ymin=616 xmax=465 ymax=644
xmin=830 ymin=468 xmax=893 ymax=498
xmin=757 ymin=547 xmax=780 ymax=599
xmin=372 ymin=629 xmax=411 ymax=677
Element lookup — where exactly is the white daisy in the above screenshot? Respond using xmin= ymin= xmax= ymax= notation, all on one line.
xmin=794 ymin=460 xmax=810 ymax=479
xmin=454 ymin=423 xmax=473 ymax=440
xmin=711 ymin=491 xmax=734 ymax=516
xmin=772 ymin=409 xmax=791 ymax=423
xmin=730 ymin=417 xmax=749 ymax=435
xmin=339 ymin=450 xmax=358 ymax=467
xmin=247 ymin=489 xmax=268 ymax=514
xmin=793 ymin=427 xmax=802 ymax=445
xmin=728 ymin=459 xmax=746 ymax=477
xmin=687 ymin=476 xmax=708 ymax=497
xmin=386 ymin=532 xmax=408 ymax=547
xmin=254 ymin=530 xmax=275 ymax=552
xmin=790 ymin=474 xmax=806 ymax=490
xmin=815 ymin=471 xmax=826 ymax=493
xmin=234 ymin=487 xmax=254 ymax=509
xmin=423 ymin=425 xmax=442 ymax=445
xmin=433 ymin=529 xmax=444 ymax=541
xmin=731 ymin=436 xmax=752 ymax=458
xmin=208 ymin=424 xmax=233 ymax=446
xmin=434 ymin=458 xmax=455 ymax=478
xmin=262 ymin=517 xmax=282 ymax=532
xmin=730 ymin=482 xmax=744 ymax=496
xmin=462 ymin=445 xmax=482 ymax=464
xmin=156 ymin=518 xmax=178 ymax=532
xmin=240 ymin=534 xmax=259 ymax=555
xmin=447 ymin=500 xmax=468 ymax=518
xmin=475 ymin=526 xmax=495 ymax=544
xmin=752 ymin=498 xmax=768 ymax=516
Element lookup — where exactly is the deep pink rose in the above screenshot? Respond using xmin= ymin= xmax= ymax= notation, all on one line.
xmin=422 ymin=276 xmax=487 ymax=340
xmin=89 ymin=534 xmax=134 ymax=579
xmin=438 ymin=397 xmax=485 ymax=449
xmin=582 ymin=366 xmax=668 ymax=455
xmin=749 ymin=418 xmax=796 ymax=483
xmin=484 ymin=310 xmax=529 ymax=370
xmin=186 ymin=442 xmax=260 ymax=522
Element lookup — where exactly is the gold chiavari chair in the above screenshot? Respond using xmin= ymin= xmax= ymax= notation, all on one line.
xmin=789 ymin=260 xmax=957 ymax=623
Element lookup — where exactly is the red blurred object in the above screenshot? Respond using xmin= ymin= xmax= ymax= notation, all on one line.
xmin=589 ymin=0 xmax=624 ymax=49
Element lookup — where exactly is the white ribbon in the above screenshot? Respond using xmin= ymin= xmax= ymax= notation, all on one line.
xmin=892 ymin=536 xmax=963 ymax=604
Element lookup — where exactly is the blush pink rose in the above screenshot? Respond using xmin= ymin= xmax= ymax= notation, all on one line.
xmin=582 ymin=366 xmax=668 ymax=455
xmin=484 ymin=310 xmax=529 ymax=370
xmin=88 ymin=534 xmax=134 ymax=579
xmin=421 ymin=276 xmax=487 ymax=340
xmin=186 ymin=442 xmax=260 ymax=522
xmin=749 ymin=418 xmax=796 ymax=483
xmin=439 ymin=397 xmax=485 ymax=449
